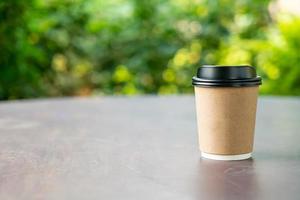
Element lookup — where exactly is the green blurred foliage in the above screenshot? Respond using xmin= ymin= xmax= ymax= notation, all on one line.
xmin=0 ymin=0 xmax=299 ymax=100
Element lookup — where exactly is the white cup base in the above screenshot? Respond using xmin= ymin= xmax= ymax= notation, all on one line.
xmin=201 ymin=152 xmax=252 ymax=161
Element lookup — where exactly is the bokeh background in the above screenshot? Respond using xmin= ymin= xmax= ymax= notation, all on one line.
xmin=1 ymin=0 xmax=300 ymax=100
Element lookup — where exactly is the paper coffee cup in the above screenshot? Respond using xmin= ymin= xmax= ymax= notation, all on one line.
xmin=192 ymin=65 xmax=262 ymax=160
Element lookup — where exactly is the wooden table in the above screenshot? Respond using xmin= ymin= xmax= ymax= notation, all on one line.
xmin=0 ymin=96 xmax=299 ymax=199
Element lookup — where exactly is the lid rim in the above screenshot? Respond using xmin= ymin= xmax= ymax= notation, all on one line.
xmin=193 ymin=84 xmax=260 ymax=88
xmin=192 ymin=76 xmax=261 ymax=83
xmin=192 ymin=81 xmax=262 ymax=87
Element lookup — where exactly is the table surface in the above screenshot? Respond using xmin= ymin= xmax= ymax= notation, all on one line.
xmin=0 ymin=96 xmax=300 ymax=200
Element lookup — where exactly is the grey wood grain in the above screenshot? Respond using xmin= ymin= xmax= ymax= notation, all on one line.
xmin=0 ymin=96 xmax=299 ymax=200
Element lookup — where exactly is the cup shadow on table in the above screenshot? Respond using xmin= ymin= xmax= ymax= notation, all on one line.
xmin=195 ymin=158 xmax=260 ymax=200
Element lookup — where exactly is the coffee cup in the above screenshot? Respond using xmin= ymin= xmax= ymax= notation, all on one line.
xmin=192 ymin=65 xmax=262 ymax=160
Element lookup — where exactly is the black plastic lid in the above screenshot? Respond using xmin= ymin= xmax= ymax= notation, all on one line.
xmin=192 ymin=65 xmax=262 ymax=87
